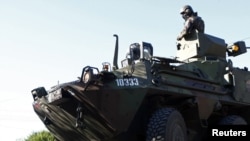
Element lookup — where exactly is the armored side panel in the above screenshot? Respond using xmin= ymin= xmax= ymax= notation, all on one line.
xmin=231 ymin=68 xmax=250 ymax=103
xmin=176 ymin=31 xmax=227 ymax=61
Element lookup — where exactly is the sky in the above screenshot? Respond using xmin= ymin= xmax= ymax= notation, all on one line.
xmin=0 ymin=0 xmax=250 ymax=140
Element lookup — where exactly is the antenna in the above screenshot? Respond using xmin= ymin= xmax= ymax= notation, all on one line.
xmin=113 ymin=34 xmax=119 ymax=70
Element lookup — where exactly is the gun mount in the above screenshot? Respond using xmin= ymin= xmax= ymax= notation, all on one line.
xmin=176 ymin=31 xmax=247 ymax=61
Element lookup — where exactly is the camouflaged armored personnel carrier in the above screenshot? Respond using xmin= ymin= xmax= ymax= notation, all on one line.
xmin=31 ymin=31 xmax=250 ymax=141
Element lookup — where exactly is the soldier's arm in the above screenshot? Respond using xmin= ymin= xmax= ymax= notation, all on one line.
xmin=177 ymin=19 xmax=193 ymax=40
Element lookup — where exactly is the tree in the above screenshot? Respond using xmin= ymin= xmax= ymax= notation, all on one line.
xmin=24 ymin=130 xmax=56 ymax=141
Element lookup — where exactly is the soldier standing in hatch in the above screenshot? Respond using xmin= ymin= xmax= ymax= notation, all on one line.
xmin=177 ymin=5 xmax=205 ymax=41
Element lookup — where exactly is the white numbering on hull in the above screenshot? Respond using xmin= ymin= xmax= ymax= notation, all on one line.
xmin=115 ymin=78 xmax=139 ymax=86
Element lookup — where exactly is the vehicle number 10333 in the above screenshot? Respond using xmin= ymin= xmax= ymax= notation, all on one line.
xmin=115 ymin=78 xmax=139 ymax=86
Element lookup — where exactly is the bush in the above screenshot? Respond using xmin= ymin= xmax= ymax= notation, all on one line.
xmin=24 ymin=130 xmax=56 ymax=141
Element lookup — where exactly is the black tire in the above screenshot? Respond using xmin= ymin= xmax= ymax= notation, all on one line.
xmin=146 ymin=107 xmax=187 ymax=141
xmin=219 ymin=115 xmax=247 ymax=125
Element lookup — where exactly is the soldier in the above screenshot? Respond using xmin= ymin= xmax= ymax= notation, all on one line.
xmin=177 ymin=5 xmax=205 ymax=40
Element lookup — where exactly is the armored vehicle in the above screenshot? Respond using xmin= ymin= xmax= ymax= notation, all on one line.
xmin=31 ymin=31 xmax=250 ymax=141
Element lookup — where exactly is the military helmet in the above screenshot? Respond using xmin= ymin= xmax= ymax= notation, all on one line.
xmin=180 ymin=5 xmax=194 ymax=15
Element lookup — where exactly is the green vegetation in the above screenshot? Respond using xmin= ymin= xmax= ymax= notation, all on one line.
xmin=23 ymin=130 xmax=56 ymax=141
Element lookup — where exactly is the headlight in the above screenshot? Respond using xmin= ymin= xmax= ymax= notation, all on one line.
xmin=231 ymin=45 xmax=239 ymax=52
xmin=83 ymin=71 xmax=93 ymax=83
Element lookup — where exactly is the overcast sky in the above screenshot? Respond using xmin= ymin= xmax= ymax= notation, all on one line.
xmin=0 ymin=0 xmax=250 ymax=140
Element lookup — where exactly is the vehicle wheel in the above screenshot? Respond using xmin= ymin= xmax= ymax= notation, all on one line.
xmin=219 ymin=115 xmax=247 ymax=125
xmin=146 ymin=107 xmax=187 ymax=141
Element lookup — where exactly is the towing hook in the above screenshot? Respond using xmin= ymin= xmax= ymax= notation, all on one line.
xmin=152 ymin=78 xmax=159 ymax=86
xmin=43 ymin=116 xmax=51 ymax=125
xmin=76 ymin=104 xmax=86 ymax=129
xmin=152 ymin=75 xmax=161 ymax=86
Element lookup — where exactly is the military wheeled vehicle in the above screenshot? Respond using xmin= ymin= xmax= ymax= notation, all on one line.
xmin=31 ymin=31 xmax=250 ymax=141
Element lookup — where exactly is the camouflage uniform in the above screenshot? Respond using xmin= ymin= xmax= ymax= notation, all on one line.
xmin=177 ymin=5 xmax=205 ymax=40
